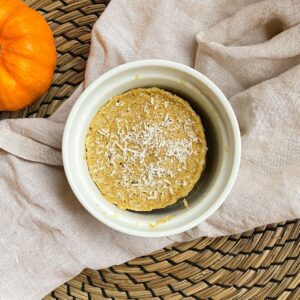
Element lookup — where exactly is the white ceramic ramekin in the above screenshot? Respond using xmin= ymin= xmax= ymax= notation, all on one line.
xmin=63 ymin=60 xmax=241 ymax=237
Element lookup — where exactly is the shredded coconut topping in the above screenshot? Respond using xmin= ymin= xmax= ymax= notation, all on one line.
xmin=86 ymin=88 xmax=207 ymax=210
xmin=96 ymin=114 xmax=197 ymax=197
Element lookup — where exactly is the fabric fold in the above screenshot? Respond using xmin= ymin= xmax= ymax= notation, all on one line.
xmin=195 ymin=0 xmax=300 ymax=97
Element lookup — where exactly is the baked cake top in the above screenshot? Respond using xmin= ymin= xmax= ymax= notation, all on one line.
xmin=85 ymin=87 xmax=207 ymax=211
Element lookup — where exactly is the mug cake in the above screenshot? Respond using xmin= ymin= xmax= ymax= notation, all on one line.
xmin=85 ymin=87 xmax=207 ymax=211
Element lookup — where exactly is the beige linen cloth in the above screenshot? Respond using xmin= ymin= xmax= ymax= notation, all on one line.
xmin=0 ymin=0 xmax=300 ymax=299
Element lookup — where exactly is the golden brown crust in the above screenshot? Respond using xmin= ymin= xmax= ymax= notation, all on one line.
xmin=85 ymin=87 xmax=207 ymax=211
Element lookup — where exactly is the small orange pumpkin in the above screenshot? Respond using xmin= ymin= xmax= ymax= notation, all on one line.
xmin=0 ymin=0 xmax=56 ymax=111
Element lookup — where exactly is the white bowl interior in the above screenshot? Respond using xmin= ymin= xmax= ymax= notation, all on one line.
xmin=63 ymin=61 xmax=240 ymax=237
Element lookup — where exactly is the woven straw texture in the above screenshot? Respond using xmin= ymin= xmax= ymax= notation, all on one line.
xmin=2 ymin=1 xmax=299 ymax=299
xmin=43 ymin=220 xmax=300 ymax=300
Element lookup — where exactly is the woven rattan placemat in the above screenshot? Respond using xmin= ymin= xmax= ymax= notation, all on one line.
xmin=2 ymin=1 xmax=299 ymax=299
